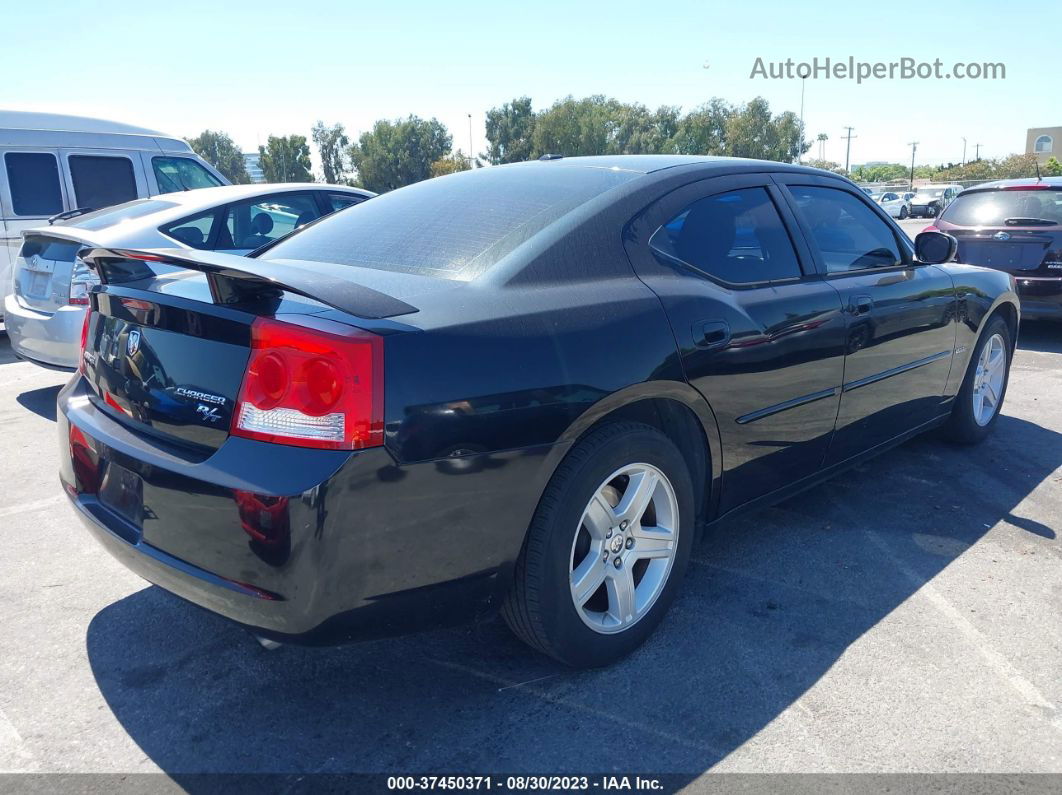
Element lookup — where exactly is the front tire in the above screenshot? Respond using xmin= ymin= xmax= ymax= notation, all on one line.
xmin=944 ymin=316 xmax=1012 ymax=444
xmin=900 ymin=206 xmax=909 ymax=219
xmin=502 ymin=422 xmax=695 ymax=668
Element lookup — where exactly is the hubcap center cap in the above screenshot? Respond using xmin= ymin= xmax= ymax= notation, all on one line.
xmin=609 ymin=535 xmax=624 ymax=554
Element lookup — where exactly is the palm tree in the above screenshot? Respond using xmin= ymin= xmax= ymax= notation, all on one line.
xmin=816 ymin=133 xmax=828 ymax=162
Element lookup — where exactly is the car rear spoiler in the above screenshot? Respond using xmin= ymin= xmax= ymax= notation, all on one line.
xmin=78 ymin=247 xmax=418 ymax=320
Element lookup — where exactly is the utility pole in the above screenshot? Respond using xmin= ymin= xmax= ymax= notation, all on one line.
xmin=974 ymin=142 xmax=982 ymax=161
xmin=962 ymin=137 xmax=967 ymax=168
xmin=841 ymin=127 xmax=856 ymax=174
xmin=798 ymin=78 xmax=805 ymax=164
xmin=908 ymin=141 xmax=918 ymax=192
xmin=468 ymin=113 xmax=474 ymax=169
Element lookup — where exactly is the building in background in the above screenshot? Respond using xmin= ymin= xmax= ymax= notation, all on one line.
xmin=243 ymin=152 xmax=264 ymax=183
xmin=1026 ymin=127 xmax=1060 ymax=163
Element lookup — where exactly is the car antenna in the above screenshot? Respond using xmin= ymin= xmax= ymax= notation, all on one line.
xmin=1035 ymin=160 xmax=1042 ymax=182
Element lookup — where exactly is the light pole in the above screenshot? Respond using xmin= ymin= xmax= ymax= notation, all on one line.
xmin=962 ymin=137 xmax=967 ymax=168
xmin=798 ymin=77 xmax=805 ymax=164
xmin=468 ymin=113 xmax=474 ymax=169
xmin=975 ymin=142 xmax=982 ymax=161
xmin=841 ymin=127 xmax=856 ymax=174
xmin=908 ymin=141 xmax=918 ymax=192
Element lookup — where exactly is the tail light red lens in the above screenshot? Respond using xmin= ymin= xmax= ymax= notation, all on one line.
xmin=922 ymin=224 xmax=939 ymax=234
xmin=231 ymin=316 xmax=383 ymax=450
xmin=78 ymin=309 xmax=91 ymax=375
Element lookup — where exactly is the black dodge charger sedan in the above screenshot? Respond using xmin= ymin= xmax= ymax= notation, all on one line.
xmin=60 ymin=156 xmax=1019 ymax=667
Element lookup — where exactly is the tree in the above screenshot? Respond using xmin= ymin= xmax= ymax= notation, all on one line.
xmin=185 ymin=130 xmax=250 ymax=184
xmin=349 ymin=116 xmax=452 ymax=192
xmin=530 ymin=95 xmax=622 ymax=157
xmin=484 ymin=97 xmax=536 ymax=164
xmin=805 ymin=158 xmax=846 ymax=175
xmin=722 ymin=97 xmax=808 ymax=162
xmin=258 ymin=135 xmax=313 ymax=182
xmin=671 ymin=99 xmax=731 ymax=155
xmin=430 ymin=151 xmax=473 ymax=177
xmin=312 ymin=121 xmax=350 ymax=184
xmin=1044 ymin=157 xmax=1062 ymax=177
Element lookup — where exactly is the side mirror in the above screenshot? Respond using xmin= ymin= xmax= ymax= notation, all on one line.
xmin=914 ymin=231 xmax=958 ymax=264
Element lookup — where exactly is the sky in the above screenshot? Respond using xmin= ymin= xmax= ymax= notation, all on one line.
xmin=2 ymin=0 xmax=1055 ymax=173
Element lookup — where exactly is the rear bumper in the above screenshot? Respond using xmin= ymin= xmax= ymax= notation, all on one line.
xmin=1014 ymin=276 xmax=1062 ymax=321
xmin=4 ymin=293 xmax=82 ymax=369
xmin=59 ymin=377 xmax=556 ymax=644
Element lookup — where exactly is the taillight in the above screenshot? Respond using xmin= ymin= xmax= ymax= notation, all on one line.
xmin=78 ymin=309 xmax=91 ymax=375
xmin=231 ymin=316 xmax=383 ymax=450
xmin=68 ymin=257 xmax=100 ymax=306
xmin=923 ymin=224 xmax=939 ymax=233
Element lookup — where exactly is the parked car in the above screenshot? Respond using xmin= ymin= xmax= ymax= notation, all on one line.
xmin=0 ymin=110 xmax=229 ymax=321
xmin=5 ymin=183 xmax=371 ymax=369
xmin=910 ymin=184 xmax=962 ymax=218
xmin=876 ymin=190 xmax=912 ymax=219
xmin=60 ymin=156 xmax=1018 ymax=668
xmin=931 ymin=177 xmax=1062 ymax=321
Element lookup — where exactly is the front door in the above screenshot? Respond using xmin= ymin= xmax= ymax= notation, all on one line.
xmin=625 ymin=174 xmax=848 ymax=513
xmin=777 ymin=177 xmax=956 ymax=466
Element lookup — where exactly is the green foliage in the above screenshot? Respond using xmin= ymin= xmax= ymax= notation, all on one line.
xmin=1044 ymin=157 xmax=1062 ymax=177
xmin=484 ymin=97 xmax=536 ymax=164
xmin=258 ymin=135 xmax=313 ymax=183
xmin=312 ymin=121 xmax=350 ymax=184
xmin=804 ymin=159 xmax=846 ymax=175
xmin=185 ymin=130 xmax=250 ymax=184
xmin=484 ymin=94 xmax=807 ymax=164
xmin=850 ymin=163 xmax=910 ymax=183
xmin=934 ymin=153 xmax=1043 ymax=182
xmin=430 ymin=151 xmax=473 ymax=177
xmin=349 ymin=116 xmax=452 ymax=193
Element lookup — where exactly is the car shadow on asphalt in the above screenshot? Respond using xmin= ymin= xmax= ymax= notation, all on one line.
xmin=84 ymin=414 xmax=1060 ymax=779
xmin=16 ymin=384 xmax=61 ymax=422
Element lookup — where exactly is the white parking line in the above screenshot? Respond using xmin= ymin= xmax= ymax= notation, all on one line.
xmin=0 ymin=706 xmax=34 ymax=771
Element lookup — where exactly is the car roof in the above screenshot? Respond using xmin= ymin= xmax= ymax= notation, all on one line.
xmin=524 ymin=154 xmax=829 ymax=177
xmin=26 ymin=183 xmax=373 ymax=244
xmin=963 ymin=176 xmax=1062 ymax=192
xmin=0 ymin=109 xmax=169 ymax=137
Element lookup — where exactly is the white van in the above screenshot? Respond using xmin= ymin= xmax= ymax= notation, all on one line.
xmin=0 ymin=110 xmax=228 ymax=320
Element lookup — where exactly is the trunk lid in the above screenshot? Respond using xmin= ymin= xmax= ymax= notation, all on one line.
xmin=945 ymin=226 xmax=1062 ymax=274
xmin=12 ymin=234 xmax=83 ymax=313
xmin=79 ymin=248 xmax=420 ymax=452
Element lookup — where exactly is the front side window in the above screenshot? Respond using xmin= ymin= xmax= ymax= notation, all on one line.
xmin=1034 ymin=135 xmax=1053 ymax=154
xmin=5 ymin=152 xmax=63 ymax=216
xmin=789 ymin=186 xmax=903 ymax=273
xmin=649 ymin=187 xmax=802 ymax=284
xmin=69 ymin=155 xmax=138 ymax=210
xmin=219 ymin=193 xmax=321 ymax=250
xmin=152 ymin=157 xmax=223 ymax=193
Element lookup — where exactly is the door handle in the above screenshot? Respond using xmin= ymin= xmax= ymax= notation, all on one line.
xmin=848 ymin=295 xmax=873 ymax=315
xmin=694 ymin=320 xmax=731 ymax=350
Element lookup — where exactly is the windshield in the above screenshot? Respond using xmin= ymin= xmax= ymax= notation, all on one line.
xmin=260 ymin=165 xmax=640 ymax=280
xmin=58 ymin=198 xmax=180 ymax=231
xmin=942 ymin=189 xmax=1062 ymax=226
xmin=152 ymin=157 xmax=223 ymax=192
xmin=917 ymin=189 xmax=945 ymax=198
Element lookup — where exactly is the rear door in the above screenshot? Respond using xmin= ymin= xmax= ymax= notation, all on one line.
xmin=776 ymin=176 xmax=956 ymax=466
xmin=60 ymin=150 xmax=146 ymax=211
xmin=625 ymin=173 xmax=848 ymax=512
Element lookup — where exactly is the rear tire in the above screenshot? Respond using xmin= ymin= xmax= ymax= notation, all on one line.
xmin=944 ymin=316 xmax=1012 ymax=444
xmin=502 ymin=422 xmax=695 ymax=668
xmin=899 ymin=206 xmax=908 ymax=219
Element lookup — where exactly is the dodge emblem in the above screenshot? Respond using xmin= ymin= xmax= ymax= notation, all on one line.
xmin=126 ymin=329 xmax=142 ymax=356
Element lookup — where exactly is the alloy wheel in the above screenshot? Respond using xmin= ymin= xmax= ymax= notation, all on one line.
xmin=972 ymin=333 xmax=1006 ymax=426
xmin=569 ymin=463 xmax=679 ymax=634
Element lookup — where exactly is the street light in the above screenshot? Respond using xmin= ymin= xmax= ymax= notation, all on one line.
xmin=468 ymin=113 xmax=474 ymax=169
xmin=962 ymin=137 xmax=967 ymax=168
xmin=908 ymin=141 xmax=918 ymax=193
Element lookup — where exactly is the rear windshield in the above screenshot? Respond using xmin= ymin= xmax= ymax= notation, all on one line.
xmin=259 ymin=165 xmax=640 ymax=280
xmin=60 ymin=198 xmax=180 ymax=231
xmin=941 ymin=189 xmax=1062 ymax=227
xmin=20 ymin=235 xmax=81 ymax=263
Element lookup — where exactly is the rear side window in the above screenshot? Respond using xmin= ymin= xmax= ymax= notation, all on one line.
xmin=152 ymin=157 xmax=223 ymax=192
xmin=941 ymin=189 xmax=1062 ymax=227
xmin=261 ymin=165 xmax=639 ymax=279
xmin=789 ymin=186 xmax=903 ymax=273
xmin=69 ymin=155 xmax=138 ymax=210
xmin=161 ymin=208 xmax=218 ymax=249
xmin=649 ymin=187 xmax=802 ymax=284
xmin=5 ymin=152 xmax=63 ymax=216
xmin=326 ymin=193 xmax=365 ymax=212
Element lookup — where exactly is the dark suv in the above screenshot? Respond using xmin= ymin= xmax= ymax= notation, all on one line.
xmin=932 ymin=177 xmax=1062 ymax=321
